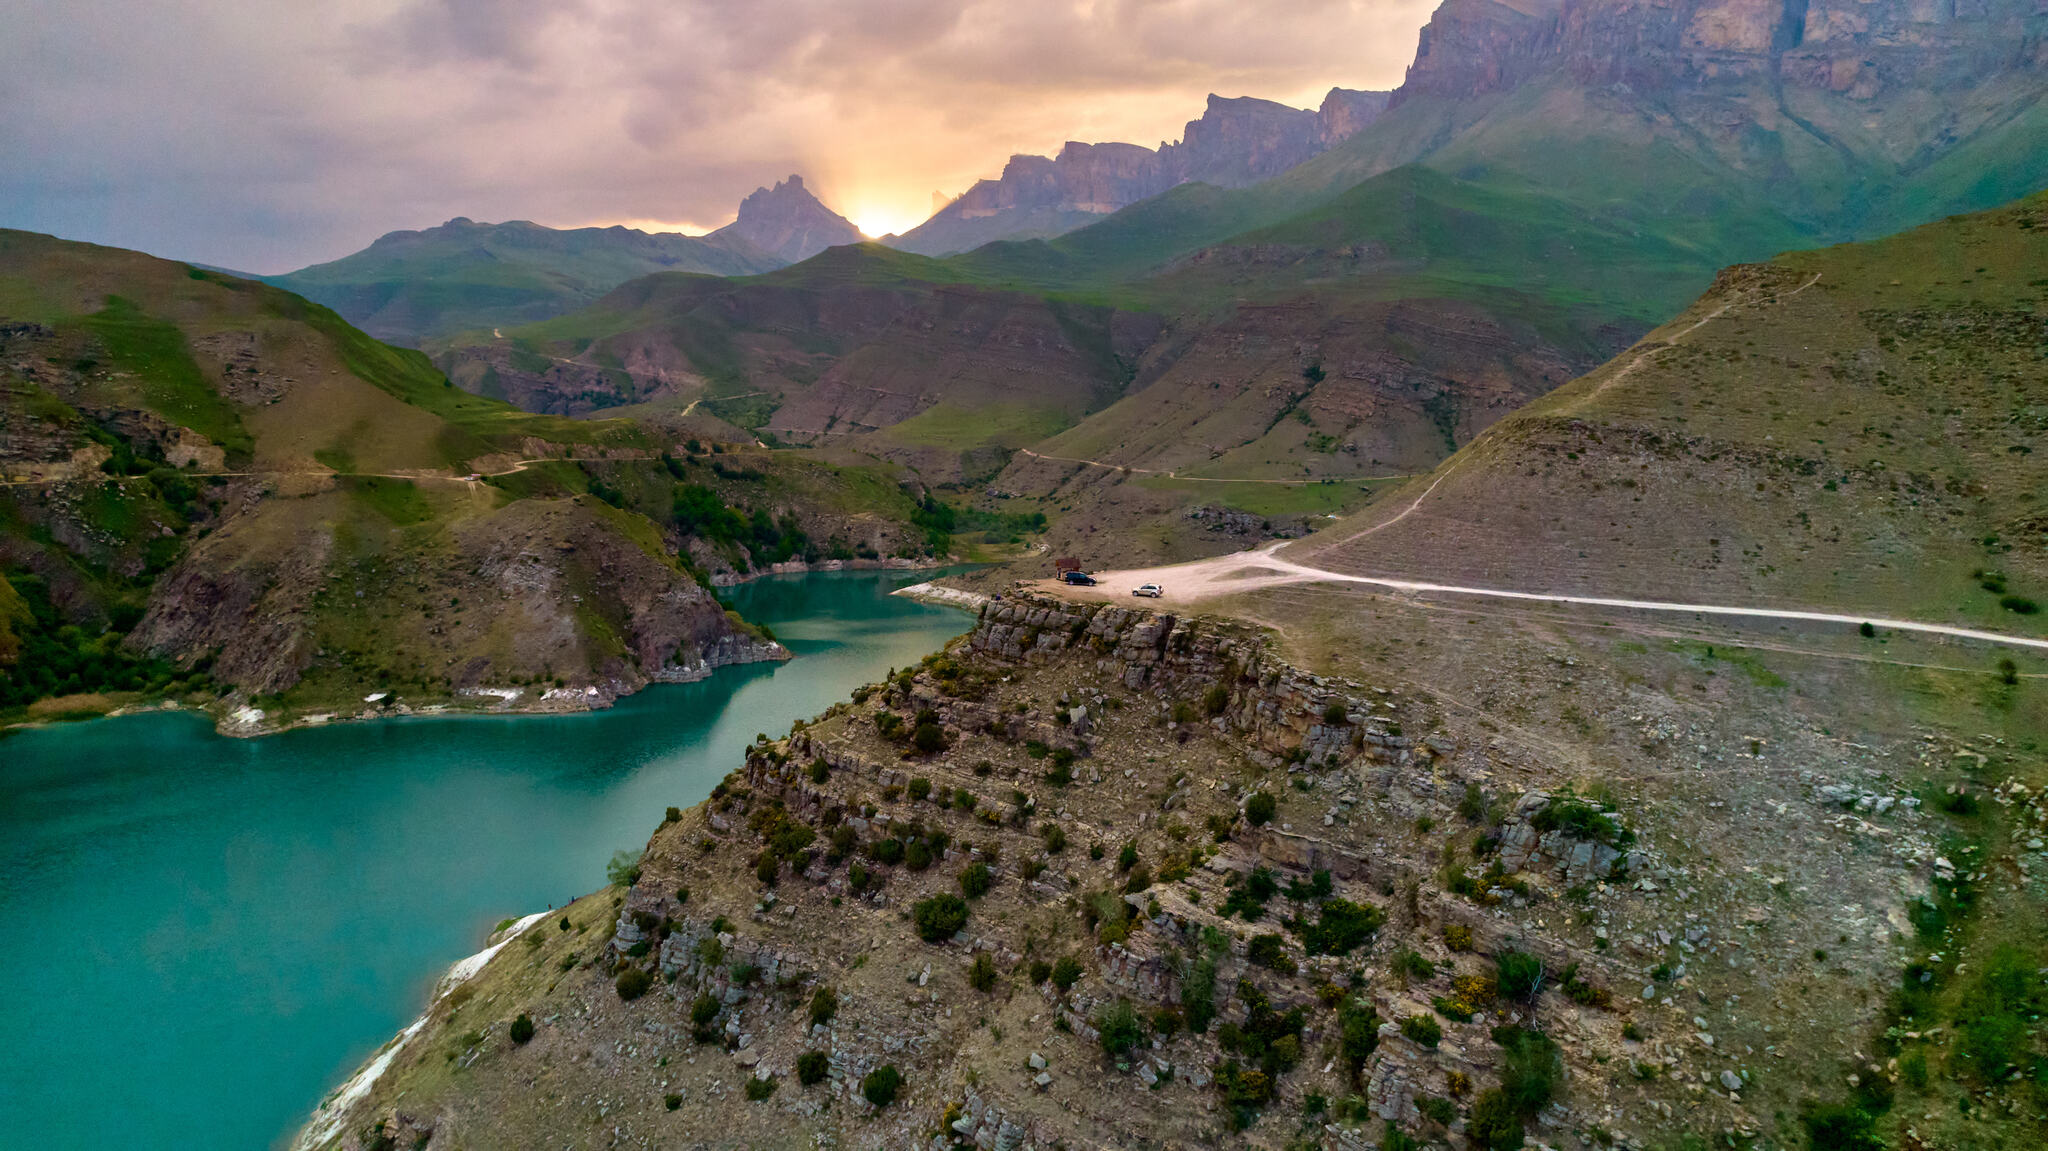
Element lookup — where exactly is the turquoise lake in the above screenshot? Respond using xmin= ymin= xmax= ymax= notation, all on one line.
xmin=0 ymin=571 xmax=970 ymax=1150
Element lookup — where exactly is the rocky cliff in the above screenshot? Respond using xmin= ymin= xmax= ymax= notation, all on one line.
xmin=295 ymin=575 xmax=2043 ymax=1149
xmin=890 ymin=88 xmax=1392 ymax=257
xmin=0 ymin=231 xmax=796 ymax=731
xmin=710 ymin=175 xmax=866 ymax=264
xmin=1398 ymin=0 xmax=2046 ymax=100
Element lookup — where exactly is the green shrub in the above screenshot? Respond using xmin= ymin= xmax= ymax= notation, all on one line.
xmin=1800 ymin=1101 xmax=1883 ymax=1151
xmin=1494 ymin=1026 xmax=1564 ymax=1113
xmin=1531 ymin=795 xmax=1631 ymax=847
xmin=664 ymin=1092 xmax=682 ymax=1111
xmin=1096 ymin=998 xmax=1145 ymax=1056
xmin=912 ymin=894 xmax=969 ymax=942
xmin=1323 ymin=701 xmax=1348 ymax=724
xmin=913 ymin=722 xmax=947 ymax=753
xmin=1247 ymin=934 xmax=1296 ymax=974
xmin=796 ymin=1050 xmax=830 ymax=1085
xmin=1950 ymin=944 xmax=2044 ymax=1081
xmin=1402 ymin=1014 xmax=1443 ymax=1047
xmin=1029 ymin=959 xmax=1052 ymax=984
xmin=1042 ymin=824 xmax=1067 ymax=853
xmin=614 ymin=966 xmax=653 ymax=1001
xmin=959 ymin=862 xmax=992 ymax=899
xmin=1303 ymin=898 xmax=1384 ymax=956
xmin=1496 ymin=950 xmax=1546 ymax=1001
xmin=1468 ymin=1089 xmax=1523 ymax=1150
xmin=870 ymin=837 xmax=905 ymax=865
xmin=809 ymin=758 xmax=830 ymax=784
xmin=1382 ymin=1124 xmax=1422 ymax=1151
xmin=809 ymin=985 xmax=838 ymax=1026
xmin=1202 ymin=684 xmax=1231 ymax=714
xmin=1393 ymin=950 xmax=1436 ymax=982
xmin=861 ymin=1064 xmax=903 ymax=1107
xmin=1117 ymin=841 xmax=1140 ymax=871
xmin=1458 ymin=783 xmax=1486 ymax=821
xmin=1339 ymin=998 xmax=1381 ymax=1079
xmin=744 ymin=1075 xmax=777 ymax=1101
xmin=905 ymin=838 xmax=934 ymax=870
xmin=1052 ymin=955 xmax=1084 ymax=991
xmin=908 ymin=777 xmax=932 ymax=801
xmin=1245 ymin=792 xmax=1277 ymax=826
xmin=509 ymin=1013 xmax=535 ymax=1044
xmin=1183 ymin=951 xmax=1219 ymax=1033
xmin=606 ymin=849 xmax=644 ymax=888
xmin=2000 ymin=595 xmax=2039 ymax=615
xmin=968 ymin=952 xmax=999 ymax=992
xmin=691 ymin=993 xmax=720 ymax=1027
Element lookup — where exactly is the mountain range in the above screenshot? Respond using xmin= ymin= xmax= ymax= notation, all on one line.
xmin=269 ymin=176 xmax=865 ymax=346
xmin=886 ymin=89 xmax=1392 ymax=257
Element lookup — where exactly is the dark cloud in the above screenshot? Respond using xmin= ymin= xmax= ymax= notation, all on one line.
xmin=0 ymin=0 xmax=1435 ymax=272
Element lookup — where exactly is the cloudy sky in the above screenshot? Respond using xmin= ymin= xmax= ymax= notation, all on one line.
xmin=0 ymin=0 xmax=1436 ymax=273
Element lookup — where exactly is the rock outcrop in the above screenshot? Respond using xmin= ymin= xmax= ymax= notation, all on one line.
xmin=1398 ymin=0 xmax=2045 ymax=101
xmin=890 ymin=88 xmax=1392 ymax=256
xmin=709 ymin=175 xmax=865 ymax=264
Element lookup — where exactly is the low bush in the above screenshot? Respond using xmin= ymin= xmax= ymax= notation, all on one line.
xmin=968 ymin=952 xmax=999 ymax=992
xmin=1245 ymin=792 xmax=1277 ymax=826
xmin=1096 ymin=998 xmax=1145 ymax=1057
xmin=862 ymin=1064 xmax=903 ymax=1107
xmin=744 ymin=1075 xmax=777 ymax=1101
xmin=1051 ymin=955 xmax=1083 ymax=991
xmin=509 ymin=1013 xmax=535 ymax=1044
xmin=1338 ymin=998 xmax=1381 ymax=1080
xmin=912 ymin=893 xmax=969 ymax=942
xmin=959 ymin=862 xmax=993 ymax=899
xmin=797 ymin=1050 xmax=830 ymax=1085
xmin=1496 ymin=950 xmax=1546 ymax=1001
xmin=1303 ymin=898 xmax=1384 ymax=956
xmin=1402 ymin=1014 xmax=1443 ymax=1047
xmin=614 ymin=966 xmax=653 ymax=1001
xmin=809 ymin=985 xmax=838 ymax=1026
xmin=1468 ymin=1088 xmax=1522 ymax=1150
xmin=1247 ymin=934 xmax=1297 ymax=974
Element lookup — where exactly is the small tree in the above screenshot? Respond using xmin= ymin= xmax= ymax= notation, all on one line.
xmin=1051 ymin=955 xmax=1083 ymax=991
xmin=912 ymin=722 xmax=947 ymax=753
xmin=606 ymin=848 xmax=644 ymax=888
xmin=796 ymin=1050 xmax=830 ymax=1085
xmin=969 ymin=952 xmax=999 ymax=992
xmin=959 ymin=862 xmax=993 ymax=899
xmin=913 ymin=893 xmax=969 ymax=942
xmin=614 ymin=966 xmax=653 ymax=1001
xmin=1245 ymin=792 xmax=1277 ymax=826
xmin=509 ymin=1013 xmax=535 ymax=1044
xmin=1095 ymin=998 xmax=1145 ymax=1057
xmin=1496 ymin=951 xmax=1546 ymax=1001
xmin=1401 ymin=1014 xmax=1443 ymax=1047
xmin=809 ymin=985 xmax=839 ymax=1027
xmin=908 ymin=776 xmax=933 ymax=801
xmin=862 ymin=1064 xmax=903 ymax=1107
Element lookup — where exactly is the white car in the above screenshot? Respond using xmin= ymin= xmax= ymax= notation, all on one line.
xmin=1132 ymin=583 xmax=1164 ymax=598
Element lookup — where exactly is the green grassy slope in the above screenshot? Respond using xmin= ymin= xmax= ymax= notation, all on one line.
xmin=1295 ymin=189 xmax=2048 ymax=635
xmin=271 ymin=219 xmax=784 ymax=347
xmin=0 ymin=230 xmax=942 ymax=727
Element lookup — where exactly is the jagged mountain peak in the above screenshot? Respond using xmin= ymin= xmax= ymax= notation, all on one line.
xmin=713 ymin=174 xmax=864 ymax=264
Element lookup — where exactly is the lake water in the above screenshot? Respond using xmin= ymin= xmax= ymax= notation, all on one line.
xmin=0 ymin=571 xmax=970 ymax=1150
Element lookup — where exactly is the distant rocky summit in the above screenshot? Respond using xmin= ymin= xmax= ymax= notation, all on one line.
xmin=709 ymin=175 xmax=866 ymax=264
xmin=889 ymin=88 xmax=1391 ymax=256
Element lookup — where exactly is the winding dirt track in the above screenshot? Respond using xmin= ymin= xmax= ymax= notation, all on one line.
xmin=1041 ymin=541 xmax=2048 ymax=653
